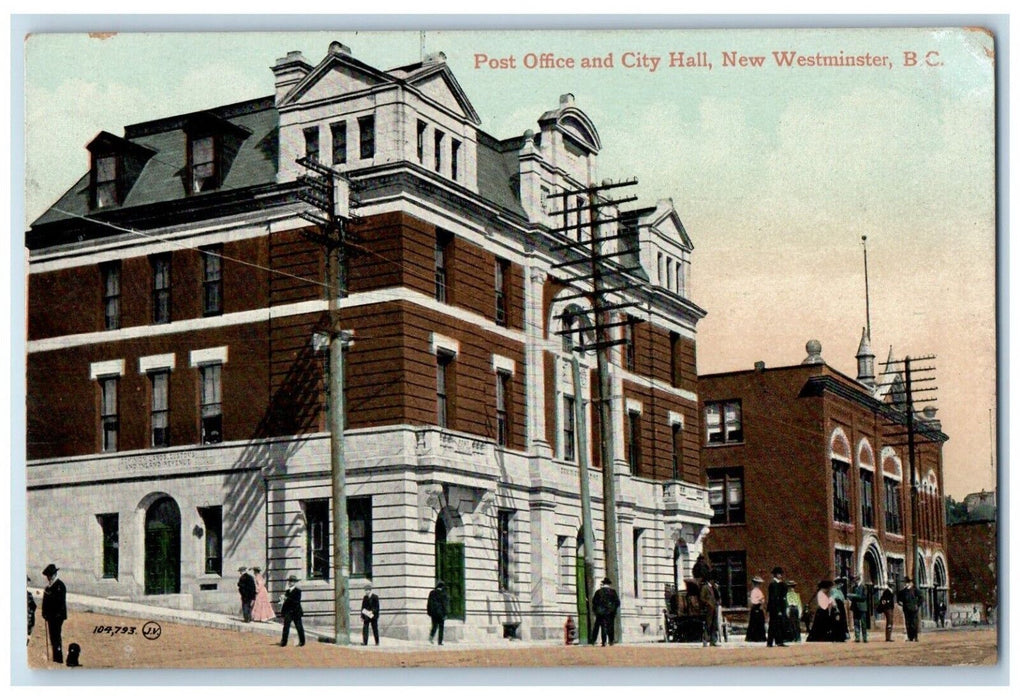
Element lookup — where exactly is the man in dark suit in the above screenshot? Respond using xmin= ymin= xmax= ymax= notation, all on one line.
xmin=41 ymin=563 xmax=67 ymax=663
xmin=766 ymin=566 xmax=788 ymax=647
xmin=699 ymin=574 xmax=719 ymax=647
xmin=278 ymin=575 xmax=305 ymax=647
xmin=876 ymin=581 xmax=896 ymax=641
xmin=897 ymin=576 xmax=924 ymax=642
xmin=590 ymin=577 xmax=621 ymax=646
xmin=361 ymin=582 xmax=381 ymax=645
xmin=237 ymin=566 xmax=256 ymax=623
xmin=427 ymin=581 xmax=449 ymax=645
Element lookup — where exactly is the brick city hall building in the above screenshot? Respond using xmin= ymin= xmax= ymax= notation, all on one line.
xmin=25 ymin=43 xmax=711 ymax=642
xmin=699 ymin=337 xmax=949 ymax=625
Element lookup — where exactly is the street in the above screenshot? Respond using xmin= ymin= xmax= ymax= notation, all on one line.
xmin=27 ymin=610 xmax=997 ymax=670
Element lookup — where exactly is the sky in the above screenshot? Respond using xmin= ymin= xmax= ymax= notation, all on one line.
xmin=21 ymin=26 xmax=997 ymax=498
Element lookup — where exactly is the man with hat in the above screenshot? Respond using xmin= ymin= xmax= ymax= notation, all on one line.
xmin=427 ymin=580 xmax=449 ymax=645
xmin=897 ymin=576 xmax=923 ymax=642
xmin=848 ymin=574 xmax=870 ymax=643
xmin=278 ymin=574 xmax=305 ymax=647
xmin=766 ymin=566 xmax=788 ymax=647
xmin=360 ymin=582 xmax=381 ymax=645
xmin=41 ymin=563 xmax=67 ymax=663
xmin=876 ymin=580 xmax=896 ymax=641
xmin=698 ymin=572 xmax=720 ymax=647
xmin=237 ymin=566 xmax=256 ymax=623
xmin=590 ymin=577 xmax=621 ymax=646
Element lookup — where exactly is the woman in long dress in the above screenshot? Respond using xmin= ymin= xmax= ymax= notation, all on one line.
xmin=784 ymin=580 xmax=803 ymax=643
xmin=251 ymin=567 xmax=276 ymax=622
xmin=745 ymin=577 xmax=767 ymax=642
xmin=806 ymin=580 xmax=834 ymax=642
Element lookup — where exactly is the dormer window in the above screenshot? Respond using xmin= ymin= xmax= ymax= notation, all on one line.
xmin=189 ymin=134 xmax=218 ymax=193
xmin=183 ymin=112 xmax=251 ymax=195
xmin=86 ymin=131 xmax=154 ymax=211
xmin=93 ymin=154 xmax=119 ymax=208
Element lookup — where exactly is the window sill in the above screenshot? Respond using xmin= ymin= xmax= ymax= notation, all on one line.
xmin=704 ymin=442 xmax=745 ymax=448
xmin=709 ymin=522 xmax=746 ymax=528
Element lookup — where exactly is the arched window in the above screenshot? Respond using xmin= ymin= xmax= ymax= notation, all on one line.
xmin=830 ymin=428 xmax=852 ymax=524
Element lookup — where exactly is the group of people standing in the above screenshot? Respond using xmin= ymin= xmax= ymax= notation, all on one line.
xmin=743 ymin=567 xmax=792 ymax=647
xmin=805 ymin=574 xmax=925 ymax=643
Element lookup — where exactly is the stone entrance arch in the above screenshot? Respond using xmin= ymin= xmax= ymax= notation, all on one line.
xmin=144 ymin=496 xmax=181 ymax=595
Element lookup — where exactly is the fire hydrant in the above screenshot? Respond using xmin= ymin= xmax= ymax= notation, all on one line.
xmin=565 ymin=615 xmax=577 ymax=645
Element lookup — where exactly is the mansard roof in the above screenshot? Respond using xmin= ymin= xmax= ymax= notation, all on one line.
xmin=31 ymin=97 xmax=279 ymax=231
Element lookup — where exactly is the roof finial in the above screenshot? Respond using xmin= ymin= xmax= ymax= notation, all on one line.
xmin=862 ymin=235 xmax=872 ymax=341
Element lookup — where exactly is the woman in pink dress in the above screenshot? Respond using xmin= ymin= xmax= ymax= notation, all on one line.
xmin=251 ymin=567 xmax=276 ymax=622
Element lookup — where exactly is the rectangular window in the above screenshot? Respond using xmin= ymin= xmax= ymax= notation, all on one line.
xmin=496 ymin=370 xmax=511 ymax=448
xmin=437 ymin=353 xmax=452 ymax=428
xmin=358 ymin=115 xmax=375 ymax=159
xmin=666 ymin=256 xmax=674 ymax=289
xmin=623 ymin=316 xmax=636 ymax=371
xmin=349 ymin=497 xmax=372 ymax=578
xmin=94 ymin=154 xmax=118 ymax=208
xmin=835 ymin=548 xmax=854 ymax=581
xmin=435 ymin=231 xmax=451 ymax=302
xmin=151 ymin=254 xmax=171 ymax=324
xmin=884 ymin=477 xmax=903 ymax=534
xmin=860 ymin=469 xmax=875 ymax=529
xmin=627 ymin=410 xmax=641 ymax=472
xmin=563 ymin=395 xmax=576 ymax=461
xmin=709 ymin=551 xmax=747 ymax=608
xmin=198 ymin=506 xmax=222 ymax=575
xmin=705 ymin=400 xmax=742 ymax=444
xmin=557 ymin=535 xmax=570 ymax=588
xmin=416 ymin=120 xmax=427 ymax=163
xmin=498 ymin=510 xmax=514 ymax=592
xmin=495 ymin=258 xmax=509 ymax=326
xmin=190 ymin=135 xmax=217 ymax=193
xmin=671 ymin=423 xmax=682 ymax=480
xmin=202 ymin=246 xmax=222 ymax=316
xmin=669 ymin=332 xmax=681 ymax=387
xmin=657 ymin=252 xmax=665 ymax=286
xmin=200 ymin=363 xmax=223 ymax=444
xmin=451 ymin=139 xmax=461 ymax=180
xmin=887 ymin=557 xmax=905 ymax=587
xmin=331 ymin=121 xmax=347 ymax=165
xmin=708 ymin=467 xmax=745 ymax=524
xmin=305 ymin=499 xmax=330 ymax=580
xmin=633 ymin=528 xmax=645 ymax=597
xmin=303 ymin=125 xmax=319 ymax=161
xmin=98 ymin=513 xmax=119 ymax=578
xmin=101 ymin=261 xmax=121 ymax=331
xmin=150 ymin=370 xmax=170 ymax=448
xmin=434 ymin=130 xmax=444 ymax=172
xmin=832 ymin=459 xmax=851 ymax=523
xmin=100 ymin=376 xmax=118 ymax=452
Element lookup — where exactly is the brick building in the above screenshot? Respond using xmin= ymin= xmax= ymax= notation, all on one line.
xmin=947 ymin=501 xmax=996 ymax=624
xmin=25 ymin=43 xmax=711 ymax=642
xmin=698 ymin=338 xmax=949 ymax=626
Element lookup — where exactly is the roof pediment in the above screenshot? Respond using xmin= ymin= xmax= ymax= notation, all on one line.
xmin=539 ymin=97 xmax=601 ymax=154
xmin=640 ymin=200 xmax=693 ymax=250
xmin=279 ymin=52 xmax=393 ymax=107
xmin=402 ymin=62 xmax=481 ymax=124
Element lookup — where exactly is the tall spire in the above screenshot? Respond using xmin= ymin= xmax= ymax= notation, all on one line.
xmin=862 ymin=235 xmax=872 ymax=341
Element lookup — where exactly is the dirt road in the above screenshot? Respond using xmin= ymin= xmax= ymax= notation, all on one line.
xmin=27 ymin=610 xmax=997 ymax=670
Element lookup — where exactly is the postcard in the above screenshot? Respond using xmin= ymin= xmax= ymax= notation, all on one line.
xmin=20 ymin=25 xmax=997 ymax=675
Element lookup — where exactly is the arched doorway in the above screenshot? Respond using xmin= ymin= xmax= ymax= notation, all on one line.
xmin=863 ymin=547 xmax=881 ymax=628
xmin=933 ymin=558 xmax=948 ymax=622
xmin=144 ymin=496 xmax=181 ymax=595
xmin=435 ymin=511 xmax=465 ymax=620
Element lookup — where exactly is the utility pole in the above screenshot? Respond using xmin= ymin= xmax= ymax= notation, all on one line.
xmin=549 ymin=179 xmax=640 ymax=644
xmin=296 ymin=155 xmax=356 ymax=645
xmin=571 ymin=354 xmax=595 ymax=644
xmin=879 ymin=354 xmax=937 ymax=584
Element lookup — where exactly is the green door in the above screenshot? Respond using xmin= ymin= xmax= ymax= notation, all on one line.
xmin=575 ymin=552 xmax=590 ymax=644
xmin=436 ymin=542 xmax=465 ymax=619
xmin=145 ymin=497 xmax=181 ymax=595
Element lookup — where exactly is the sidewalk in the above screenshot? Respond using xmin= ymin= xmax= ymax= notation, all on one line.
xmin=33 ymin=588 xmax=983 ymax=652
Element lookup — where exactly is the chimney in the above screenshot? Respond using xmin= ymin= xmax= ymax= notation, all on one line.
xmin=754 ymin=361 xmax=766 ymax=372
xmin=424 ymin=51 xmax=447 ymax=65
xmin=272 ymin=50 xmax=313 ymax=105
